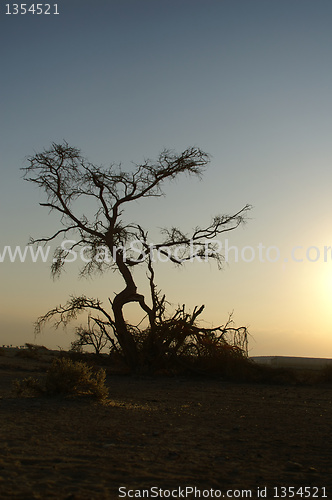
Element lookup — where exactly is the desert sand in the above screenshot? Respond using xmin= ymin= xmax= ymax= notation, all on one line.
xmin=0 ymin=349 xmax=331 ymax=499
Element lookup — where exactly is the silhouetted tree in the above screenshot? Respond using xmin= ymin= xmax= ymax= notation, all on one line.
xmin=24 ymin=142 xmax=251 ymax=370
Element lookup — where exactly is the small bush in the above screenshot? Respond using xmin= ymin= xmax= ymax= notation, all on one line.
xmin=12 ymin=377 xmax=44 ymax=397
xmin=13 ymin=358 xmax=109 ymax=401
xmin=45 ymin=357 xmax=109 ymax=400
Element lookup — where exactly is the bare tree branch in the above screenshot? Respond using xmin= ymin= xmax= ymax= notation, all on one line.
xmin=24 ymin=141 xmax=251 ymax=370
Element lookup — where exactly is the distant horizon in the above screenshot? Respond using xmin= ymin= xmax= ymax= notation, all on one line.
xmin=2 ymin=343 xmax=332 ymax=362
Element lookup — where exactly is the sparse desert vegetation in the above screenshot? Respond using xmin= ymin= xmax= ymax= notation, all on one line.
xmin=3 ymin=143 xmax=327 ymax=497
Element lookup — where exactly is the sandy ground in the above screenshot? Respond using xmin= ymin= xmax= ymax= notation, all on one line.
xmin=0 ymin=350 xmax=331 ymax=499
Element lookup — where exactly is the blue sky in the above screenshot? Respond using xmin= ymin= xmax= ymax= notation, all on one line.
xmin=1 ymin=0 xmax=332 ymax=356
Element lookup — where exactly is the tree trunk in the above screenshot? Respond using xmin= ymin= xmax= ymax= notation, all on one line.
xmin=112 ymin=249 xmax=154 ymax=370
xmin=112 ymin=293 xmax=139 ymax=370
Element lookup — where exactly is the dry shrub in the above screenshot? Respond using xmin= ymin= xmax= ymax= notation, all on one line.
xmin=12 ymin=377 xmax=44 ymax=397
xmin=179 ymin=343 xmax=253 ymax=379
xmin=13 ymin=358 xmax=109 ymax=401
xmin=45 ymin=358 xmax=108 ymax=400
xmin=132 ymin=311 xmax=251 ymax=379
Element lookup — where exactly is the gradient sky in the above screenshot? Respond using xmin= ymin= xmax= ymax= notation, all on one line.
xmin=1 ymin=0 xmax=332 ymax=356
